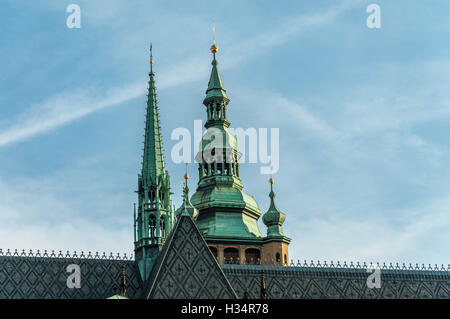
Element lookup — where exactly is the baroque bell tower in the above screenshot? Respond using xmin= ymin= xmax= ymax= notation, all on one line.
xmin=134 ymin=45 xmax=174 ymax=281
xmin=191 ymin=35 xmax=265 ymax=262
xmin=190 ymin=32 xmax=290 ymax=266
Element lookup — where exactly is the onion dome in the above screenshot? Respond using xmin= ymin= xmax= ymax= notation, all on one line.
xmin=262 ymin=178 xmax=286 ymax=237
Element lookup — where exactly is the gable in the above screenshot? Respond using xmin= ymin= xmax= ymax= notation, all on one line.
xmin=144 ymin=214 xmax=237 ymax=299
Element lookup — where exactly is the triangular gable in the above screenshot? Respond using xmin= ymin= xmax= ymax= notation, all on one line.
xmin=143 ymin=214 xmax=237 ymax=299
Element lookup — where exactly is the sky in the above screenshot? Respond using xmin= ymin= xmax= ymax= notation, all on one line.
xmin=1 ymin=0 xmax=450 ymax=266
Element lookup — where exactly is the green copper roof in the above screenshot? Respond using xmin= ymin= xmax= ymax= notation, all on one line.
xmin=135 ymin=47 xmax=174 ymax=283
xmin=262 ymin=183 xmax=286 ymax=237
xmin=107 ymin=294 xmax=129 ymax=299
xmin=142 ymin=61 xmax=166 ymax=184
xmin=203 ymin=55 xmax=229 ymax=104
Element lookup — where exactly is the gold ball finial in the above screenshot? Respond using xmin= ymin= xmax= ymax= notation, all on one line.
xmin=210 ymin=43 xmax=218 ymax=54
xmin=269 ymin=178 xmax=274 ymax=185
xmin=150 ymin=43 xmax=154 ymax=65
xmin=184 ymin=173 xmax=189 ymax=180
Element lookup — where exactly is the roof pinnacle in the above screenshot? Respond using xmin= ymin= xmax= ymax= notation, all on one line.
xmin=262 ymin=173 xmax=286 ymax=236
xmin=260 ymin=270 xmax=267 ymax=299
xmin=176 ymin=163 xmax=198 ymax=218
xmin=204 ymin=27 xmax=228 ymax=105
xmin=184 ymin=162 xmax=189 ymax=181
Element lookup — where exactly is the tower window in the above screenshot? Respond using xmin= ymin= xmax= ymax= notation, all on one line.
xmin=224 ymin=248 xmax=239 ymax=264
xmin=245 ymin=248 xmax=260 ymax=265
xmin=149 ymin=215 xmax=157 ymax=241
xmin=160 ymin=216 xmax=166 ymax=238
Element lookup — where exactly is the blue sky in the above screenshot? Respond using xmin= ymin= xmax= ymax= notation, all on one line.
xmin=1 ymin=0 xmax=450 ymax=265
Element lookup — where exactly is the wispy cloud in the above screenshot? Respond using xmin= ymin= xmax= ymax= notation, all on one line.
xmin=225 ymin=0 xmax=359 ymax=67
xmin=234 ymin=89 xmax=341 ymax=141
xmin=234 ymin=55 xmax=450 ymax=264
xmin=0 ymin=83 xmax=144 ymax=148
xmin=0 ymin=1 xmax=356 ymax=148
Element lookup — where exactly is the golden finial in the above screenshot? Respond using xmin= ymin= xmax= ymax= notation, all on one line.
xmin=269 ymin=166 xmax=274 ymax=184
xmin=184 ymin=162 xmax=189 ymax=180
xmin=210 ymin=24 xmax=218 ymax=54
xmin=150 ymin=43 xmax=154 ymax=65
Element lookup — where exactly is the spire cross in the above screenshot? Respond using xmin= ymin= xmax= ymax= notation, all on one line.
xmin=269 ymin=166 xmax=274 ymax=192
xmin=181 ymin=162 xmax=190 ymax=216
xmin=210 ymin=24 xmax=218 ymax=59
xmin=150 ymin=43 xmax=154 ymax=72
xmin=184 ymin=162 xmax=189 ymax=191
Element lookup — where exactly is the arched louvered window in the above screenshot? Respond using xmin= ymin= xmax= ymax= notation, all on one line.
xmin=224 ymin=248 xmax=239 ymax=264
xmin=245 ymin=248 xmax=260 ymax=265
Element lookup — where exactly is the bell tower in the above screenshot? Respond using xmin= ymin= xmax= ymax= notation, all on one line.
xmin=191 ymin=34 xmax=265 ymax=263
xmin=134 ymin=45 xmax=173 ymax=281
xmin=190 ymin=32 xmax=290 ymax=266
